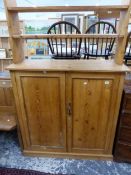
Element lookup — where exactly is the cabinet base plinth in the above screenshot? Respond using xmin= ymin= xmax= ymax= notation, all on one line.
xmin=23 ymin=150 xmax=113 ymax=160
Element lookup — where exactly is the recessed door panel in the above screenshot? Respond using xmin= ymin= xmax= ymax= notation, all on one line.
xmin=16 ymin=72 xmax=66 ymax=152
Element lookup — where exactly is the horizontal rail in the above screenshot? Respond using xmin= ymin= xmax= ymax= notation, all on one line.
xmin=7 ymin=5 xmax=129 ymax=12
xmin=12 ymin=34 xmax=123 ymax=39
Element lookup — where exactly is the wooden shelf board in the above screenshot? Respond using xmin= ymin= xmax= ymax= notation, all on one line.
xmin=7 ymin=5 xmax=129 ymax=12
xmin=7 ymin=59 xmax=130 ymax=72
xmin=0 ymin=114 xmax=16 ymax=131
xmin=12 ymin=34 xmax=123 ymax=39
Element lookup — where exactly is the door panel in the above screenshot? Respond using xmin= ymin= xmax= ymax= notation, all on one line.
xmin=67 ymin=73 xmax=120 ymax=154
xmin=16 ymin=72 xmax=66 ymax=152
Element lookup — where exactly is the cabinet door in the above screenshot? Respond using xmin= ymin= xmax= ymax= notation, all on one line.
xmin=67 ymin=73 xmax=120 ymax=154
xmin=15 ymin=72 xmax=66 ymax=152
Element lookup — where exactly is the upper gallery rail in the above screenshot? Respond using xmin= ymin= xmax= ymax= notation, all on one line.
xmin=7 ymin=5 xmax=129 ymax=12
xmin=12 ymin=34 xmax=123 ymax=39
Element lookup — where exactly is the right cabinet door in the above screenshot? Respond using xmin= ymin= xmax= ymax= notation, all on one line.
xmin=67 ymin=73 xmax=121 ymax=155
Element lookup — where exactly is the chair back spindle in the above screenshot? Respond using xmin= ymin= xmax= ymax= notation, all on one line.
xmin=124 ymin=31 xmax=131 ymax=65
xmin=84 ymin=21 xmax=117 ymax=60
xmin=47 ymin=21 xmax=82 ymax=59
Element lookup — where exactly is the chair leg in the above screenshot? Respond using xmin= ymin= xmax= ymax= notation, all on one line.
xmin=105 ymin=56 xmax=109 ymax=60
xmin=84 ymin=54 xmax=90 ymax=59
xmin=125 ymin=59 xmax=127 ymax=65
xmin=87 ymin=55 xmax=89 ymax=59
xmin=84 ymin=54 xmax=86 ymax=59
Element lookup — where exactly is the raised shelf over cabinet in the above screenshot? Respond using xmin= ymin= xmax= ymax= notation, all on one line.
xmin=7 ymin=5 xmax=129 ymax=13
xmin=12 ymin=34 xmax=123 ymax=39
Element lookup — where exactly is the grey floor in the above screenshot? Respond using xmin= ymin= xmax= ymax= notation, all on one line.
xmin=0 ymin=130 xmax=131 ymax=175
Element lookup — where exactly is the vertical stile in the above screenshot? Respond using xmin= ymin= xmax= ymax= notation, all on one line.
xmin=4 ymin=0 xmax=24 ymax=63
xmin=70 ymin=26 xmax=73 ymax=57
xmin=98 ymin=23 xmax=100 ymax=33
xmin=128 ymin=41 xmax=131 ymax=56
xmin=59 ymin=24 xmax=62 ymax=57
xmin=54 ymin=26 xmax=58 ymax=56
xmin=103 ymin=23 xmax=105 ymax=33
xmin=92 ymin=38 xmax=94 ymax=55
xmin=84 ymin=38 xmax=87 ymax=59
xmin=4 ymin=0 xmax=131 ymax=64
xmin=101 ymin=38 xmax=104 ymax=55
xmin=111 ymin=38 xmax=115 ymax=51
xmin=88 ymin=38 xmax=90 ymax=59
xmin=96 ymin=37 xmax=99 ymax=57
xmin=76 ymin=36 xmax=78 ymax=54
xmin=105 ymin=37 xmax=108 ymax=55
xmin=115 ymin=0 xmax=131 ymax=64
xmin=75 ymin=29 xmax=77 ymax=54
xmin=108 ymin=25 xmax=111 ymax=34
xmin=65 ymin=24 xmax=67 ymax=57
xmin=49 ymin=31 xmax=54 ymax=54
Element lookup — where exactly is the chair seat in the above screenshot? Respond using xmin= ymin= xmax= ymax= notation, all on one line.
xmin=125 ymin=53 xmax=131 ymax=57
xmin=51 ymin=53 xmax=81 ymax=59
xmin=84 ymin=49 xmax=112 ymax=57
xmin=125 ymin=55 xmax=131 ymax=60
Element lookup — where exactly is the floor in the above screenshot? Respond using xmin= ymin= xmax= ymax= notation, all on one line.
xmin=0 ymin=130 xmax=131 ymax=175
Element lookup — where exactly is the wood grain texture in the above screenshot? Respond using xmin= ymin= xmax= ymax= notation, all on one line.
xmin=115 ymin=0 xmax=131 ymax=64
xmin=4 ymin=0 xmax=131 ymax=65
xmin=15 ymin=72 xmax=66 ymax=152
xmin=23 ymin=149 xmax=113 ymax=160
xmin=4 ymin=0 xmax=24 ymax=63
xmin=12 ymin=34 xmax=121 ymax=39
xmin=10 ymin=70 xmax=125 ymax=158
xmin=7 ymin=60 xmax=130 ymax=72
xmin=66 ymin=73 xmax=121 ymax=154
xmin=7 ymin=6 xmax=128 ymax=13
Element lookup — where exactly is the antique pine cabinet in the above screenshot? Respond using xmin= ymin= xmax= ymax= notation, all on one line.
xmin=4 ymin=0 xmax=131 ymax=159
xmin=7 ymin=60 xmax=129 ymax=159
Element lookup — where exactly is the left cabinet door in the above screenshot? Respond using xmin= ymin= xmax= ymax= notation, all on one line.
xmin=14 ymin=72 xmax=66 ymax=153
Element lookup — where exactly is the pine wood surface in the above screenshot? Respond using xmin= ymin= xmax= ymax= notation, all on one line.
xmin=12 ymin=34 xmax=121 ymax=39
xmin=7 ymin=5 xmax=129 ymax=13
xmin=3 ymin=0 xmax=131 ymax=159
xmin=7 ymin=60 xmax=130 ymax=72
xmin=10 ymin=71 xmax=125 ymax=159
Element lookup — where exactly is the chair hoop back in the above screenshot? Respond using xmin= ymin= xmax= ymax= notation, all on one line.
xmin=47 ymin=21 xmax=82 ymax=59
xmin=124 ymin=31 xmax=131 ymax=65
xmin=125 ymin=31 xmax=131 ymax=56
xmin=86 ymin=21 xmax=116 ymax=34
xmin=84 ymin=21 xmax=116 ymax=59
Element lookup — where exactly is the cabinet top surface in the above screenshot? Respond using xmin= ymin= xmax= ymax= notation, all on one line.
xmin=7 ymin=59 xmax=130 ymax=73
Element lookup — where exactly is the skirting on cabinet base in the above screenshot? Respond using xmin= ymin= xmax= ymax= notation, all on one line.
xmin=23 ymin=150 xmax=113 ymax=160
